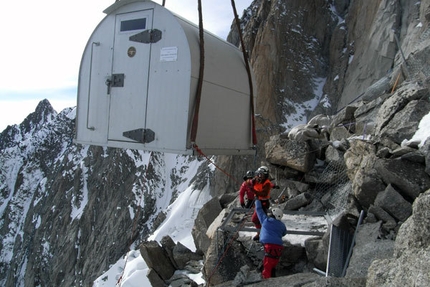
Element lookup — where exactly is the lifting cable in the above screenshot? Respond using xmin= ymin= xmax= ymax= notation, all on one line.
xmin=231 ymin=0 xmax=258 ymax=147
xmin=199 ymin=2 xmax=263 ymax=281
xmin=190 ymin=0 xmax=205 ymax=144
xmin=117 ymin=151 xmax=154 ymax=286
xmin=190 ymin=0 xmax=257 ymax=150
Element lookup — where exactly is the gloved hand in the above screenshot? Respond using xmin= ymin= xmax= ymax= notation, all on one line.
xmin=273 ymin=185 xmax=280 ymax=189
xmin=241 ymin=203 xmax=245 ymax=208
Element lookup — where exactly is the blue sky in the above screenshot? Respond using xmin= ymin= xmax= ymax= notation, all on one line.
xmin=0 ymin=0 xmax=252 ymax=131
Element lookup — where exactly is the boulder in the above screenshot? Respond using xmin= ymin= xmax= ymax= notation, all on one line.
xmin=288 ymin=117 xmax=330 ymax=141
xmin=325 ymin=145 xmax=345 ymax=163
xmin=217 ymin=274 xmax=366 ymax=287
xmin=146 ymin=268 xmax=166 ymax=287
xmin=395 ymin=190 xmax=430 ymax=253
xmin=366 ymin=190 xmax=430 ymax=287
xmin=231 ymin=265 xmax=262 ymax=286
xmin=373 ymin=83 xmax=428 ymax=134
xmin=219 ymin=193 xmax=237 ymax=208
xmin=400 ymin=150 xmax=426 ymax=163
xmin=172 ymin=242 xmax=203 ymax=270
xmin=192 ymin=197 xmax=223 ymax=254
xmin=345 ymin=221 xmax=394 ymax=278
xmin=391 ymin=146 xmax=418 ymax=158
xmin=374 ymin=184 xmax=412 ymax=222
xmin=304 ymin=236 xmax=327 ymax=271
xmin=265 ymin=138 xmax=315 ymax=172
xmin=330 ymin=125 xmax=353 ymax=142
xmin=160 ymin=235 xmax=179 ymax=269
xmin=307 ymin=114 xmax=332 ymax=128
xmin=284 ymin=193 xmax=313 ymax=210
xmin=368 ymin=205 xmax=397 ymax=231
xmin=375 ymin=158 xmax=430 ymax=201
xmin=348 ymin=152 xmax=386 ymax=208
xmin=273 ymin=179 xmax=309 ymax=200
xmin=380 ymin=99 xmax=430 ymax=145
xmin=139 ymin=240 xmax=176 ymax=281
xmin=278 ymin=242 xmax=307 ymax=272
xmin=344 ymin=140 xmax=377 ymax=181
xmin=353 ymin=97 xmax=385 ymax=138
xmin=421 ymin=137 xmax=430 ymax=176
xmin=167 ymin=273 xmax=199 ymax=287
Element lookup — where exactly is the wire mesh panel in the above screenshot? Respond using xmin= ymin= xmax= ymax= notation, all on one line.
xmin=314 ymin=159 xmax=351 ymax=215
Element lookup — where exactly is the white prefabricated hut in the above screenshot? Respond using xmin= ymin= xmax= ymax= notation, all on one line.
xmin=75 ymin=0 xmax=257 ymax=155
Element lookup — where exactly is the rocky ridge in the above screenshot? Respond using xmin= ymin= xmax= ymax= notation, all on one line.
xmin=140 ymin=0 xmax=430 ymax=286
xmin=143 ymin=78 xmax=430 ymax=285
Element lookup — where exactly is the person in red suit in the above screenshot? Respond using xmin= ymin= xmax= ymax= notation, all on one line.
xmin=239 ymin=170 xmax=255 ymax=208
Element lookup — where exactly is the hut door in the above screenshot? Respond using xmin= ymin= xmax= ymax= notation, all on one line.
xmin=108 ymin=9 xmax=154 ymax=143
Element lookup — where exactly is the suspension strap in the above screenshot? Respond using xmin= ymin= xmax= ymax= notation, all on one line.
xmin=190 ymin=0 xmax=205 ymax=144
xmin=231 ymin=0 xmax=257 ymax=146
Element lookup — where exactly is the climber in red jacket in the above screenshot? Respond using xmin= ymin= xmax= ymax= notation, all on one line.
xmin=239 ymin=170 xmax=255 ymax=208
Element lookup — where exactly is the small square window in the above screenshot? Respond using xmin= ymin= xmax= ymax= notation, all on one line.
xmin=120 ymin=18 xmax=146 ymax=32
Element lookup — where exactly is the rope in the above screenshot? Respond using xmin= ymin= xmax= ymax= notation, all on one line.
xmin=193 ymin=144 xmax=242 ymax=186
xmin=190 ymin=0 xmax=205 ymax=143
xmin=231 ymin=0 xmax=258 ymax=146
xmin=116 ymin=152 xmax=153 ymax=286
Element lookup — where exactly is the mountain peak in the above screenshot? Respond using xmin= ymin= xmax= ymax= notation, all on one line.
xmin=19 ymin=99 xmax=57 ymax=134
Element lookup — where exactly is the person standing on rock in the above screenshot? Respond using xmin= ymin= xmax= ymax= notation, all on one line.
xmin=255 ymin=199 xmax=287 ymax=279
xmin=251 ymin=166 xmax=273 ymax=241
xmin=239 ymin=170 xmax=255 ymax=209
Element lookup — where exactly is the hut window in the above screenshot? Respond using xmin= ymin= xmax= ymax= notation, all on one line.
xmin=120 ymin=18 xmax=147 ymax=32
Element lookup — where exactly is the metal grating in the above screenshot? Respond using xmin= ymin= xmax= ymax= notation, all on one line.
xmin=326 ymin=224 xmax=354 ymax=277
xmin=326 ymin=210 xmax=365 ymax=277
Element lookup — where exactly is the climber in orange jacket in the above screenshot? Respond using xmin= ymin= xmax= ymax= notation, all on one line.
xmin=251 ymin=165 xmax=273 ymax=241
